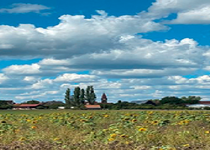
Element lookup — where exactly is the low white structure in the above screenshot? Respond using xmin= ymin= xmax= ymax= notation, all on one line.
xmin=187 ymin=104 xmax=210 ymax=108
xmin=58 ymin=106 xmax=65 ymax=109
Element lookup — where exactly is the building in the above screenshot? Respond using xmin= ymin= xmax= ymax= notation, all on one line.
xmin=13 ymin=103 xmax=42 ymax=110
xmin=101 ymin=93 xmax=107 ymax=104
xmin=187 ymin=101 xmax=210 ymax=108
xmin=85 ymin=105 xmax=101 ymax=110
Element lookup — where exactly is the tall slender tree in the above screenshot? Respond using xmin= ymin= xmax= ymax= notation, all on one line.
xmin=80 ymin=89 xmax=85 ymax=104
xmin=85 ymin=86 xmax=96 ymax=104
xmin=86 ymin=86 xmax=91 ymax=104
xmin=64 ymin=88 xmax=71 ymax=109
xmin=74 ymin=87 xmax=81 ymax=106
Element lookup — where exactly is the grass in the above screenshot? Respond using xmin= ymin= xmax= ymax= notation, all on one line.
xmin=0 ymin=110 xmax=210 ymax=149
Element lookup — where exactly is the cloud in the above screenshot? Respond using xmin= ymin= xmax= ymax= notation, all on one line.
xmin=1 ymin=37 xmax=207 ymax=79
xmin=54 ymin=73 xmax=98 ymax=82
xmin=0 ymin=3 xmax=51 ymax=14
xmin=146 ymin=0 xmax=210 ymax=24
xmin=0 ymin=74 xmax=8 ymax=84
xmin=167 ymin=6 xmax=210 ymax=24
xmin=1 ymin=4 xmax=210 ymax=102
xmin=0 ymin=12 xmax=167 ymax=59
xmin=3 ymin=64 xmax=41 ymax=75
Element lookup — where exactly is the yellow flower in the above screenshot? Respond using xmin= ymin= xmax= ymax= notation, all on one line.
xmin=125 ymin=141 xmax=130 ymax=145
xmin=138 ymin=128 xmax=147 ymax=132
xmin=14 ymin=129 xmax=20 ymax=133
xmin=19 ymin=137 xmax=25 ymax=141
xmin=110 ymin=133 xmax=117 ymax=138
xmin=205 ymin=131 xmax=210 ymax=134
xmin=53 ymin=138 xmax=61 ymax=141
xmin=108 ymin=138 xmax=115 ymax=142
xmin=32 ymin=120 xmax=37 ymax=124
xmin=131 ymin=119 xmax=137 ymax=123
xmin=183 ymin=144 xmax=190 ymax=147
xmin=104 ymin=114 xmax=109 ymax=118
xmin=31 ymin=126 xmax=37 ymax=129
xmin=152 ymin=120 xmax=159 ymax=125
xmin=120 ymin=134 xmax=128 ymax=138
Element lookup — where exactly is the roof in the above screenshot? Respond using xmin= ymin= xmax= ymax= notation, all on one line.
xmin=14 ymin=104 xmax=41 ymax=108
xmin=199 ymin=101 xmax=210 ymax=104
xmin=85 ymin=105 xmax=101 ymax=109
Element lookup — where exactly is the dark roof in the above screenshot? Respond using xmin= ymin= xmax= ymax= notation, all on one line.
xmin=199 ymin=101 xmax=210 ymax=104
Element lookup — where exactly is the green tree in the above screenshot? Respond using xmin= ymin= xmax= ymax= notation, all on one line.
xmin=80 ymin=89 xmax=85 ymax=104
xmin=74 ymin=87 xmax=81 ymax=106
xmin=181 ymin=96 xmax=201 ymax=104
xmin=64 ymin=88 xmax=71 ymax=109
xmin=160 ymin=96 xmax=184 ymax=105
xmin=85 ymin=86 xmax=96 ymax=104
xmin=23 ymin=100 xmax=40 ymax=104
xmin=90 ymin=86 xmax=96 ymax=104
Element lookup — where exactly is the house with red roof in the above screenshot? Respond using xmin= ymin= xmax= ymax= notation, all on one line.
xmin=187 ymin=101 xmax=210 ymax=108
xmin=85 ymin=104 xmax=101 ymax=110
xmin=13 ymin=103 xmax=42 ymax=110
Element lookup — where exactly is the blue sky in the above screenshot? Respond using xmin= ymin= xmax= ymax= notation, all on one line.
xmin=1 ymin=0 xmax=210 ymax=103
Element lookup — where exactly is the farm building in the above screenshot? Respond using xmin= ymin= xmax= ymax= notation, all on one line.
xmin=85 ymin=105 xmax=101 ymax=110
xmin=13 ymin=103 xmax=42 ymax=110
xmin=187 ymin=101 xmax=210 ymax=108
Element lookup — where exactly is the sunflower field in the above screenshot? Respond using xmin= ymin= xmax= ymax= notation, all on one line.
xmin=0 ymin=110 xmax=210 ymax=150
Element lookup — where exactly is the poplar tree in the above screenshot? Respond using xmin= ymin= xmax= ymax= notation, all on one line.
xmin=74 ymin=87 xmax=81 ymax=106
xmin=85 ymin=86 xmax=96 ymax=104
xmin=64 ymin=88 xmax=71 ymax=109
xmin=80 ymin=89 xmax=85 ymax=104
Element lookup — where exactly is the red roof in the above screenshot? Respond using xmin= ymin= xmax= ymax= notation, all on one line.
xmin=14 ymin=104 xmax=41 ymax=108
xmin=199 ymin=101 xmax=210 ymax=104
xmin=85 ymin=105 xmax=101 ymax=109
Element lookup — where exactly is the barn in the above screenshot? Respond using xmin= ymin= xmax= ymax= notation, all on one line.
xmin=13 ymin=104 xmax=42 ymax=110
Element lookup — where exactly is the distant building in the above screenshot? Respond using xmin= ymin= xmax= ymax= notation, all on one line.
xmin=187 ymin=101 xmax=210 ymax=108
xmin=101 ymin=93 xmax=108 ymax=104
xmin=58 ymin=106 xmax=65 ymax=109
xmin=85 ymin=105 xmax=101 ymax=110
xmin=13 ymin=103 xmax=42 ymax=110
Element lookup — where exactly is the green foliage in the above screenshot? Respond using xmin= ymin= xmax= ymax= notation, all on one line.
xmin=85 ymin=86 xmax=96 ymax=104
xmin=181 ymin=96 xmax=201 ymax=104
xmin=0 ymin=101 xmax=13 ymax=109
xmin=80 ymin=89 xmax=85 ymax=104
xmin=74 ymin=87 xmax=81 ymax=107
xmin=64 ymin=88 xmax=71 ymax=109
xmin=64 ymin=86 xmax=97 ymax=109
xmin=23 ymin=100 xmax=40 ymax=104
xmin=160 ymin=96 xmax=184 ymax=105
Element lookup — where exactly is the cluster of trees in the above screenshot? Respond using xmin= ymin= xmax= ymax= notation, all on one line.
xmin=65 ymin=86 xmax=96 ymax=108
xmin=100 ymin=96 xmax=202 ymax=110
xmin=0 ymin=101 xmax=13 ymax=109
xmin=159 ymin=96 xmax=201 ymax=105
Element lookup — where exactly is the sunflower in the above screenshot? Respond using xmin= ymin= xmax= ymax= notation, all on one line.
xmin=138 ymin=128 xmax=147 ymax=132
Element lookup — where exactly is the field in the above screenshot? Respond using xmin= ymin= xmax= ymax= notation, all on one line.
xmin=0 ymin=110 xmax=210 ymax=150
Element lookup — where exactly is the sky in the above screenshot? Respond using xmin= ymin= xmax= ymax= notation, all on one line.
xmin=1 ymin=0 xmax=210 ymax=103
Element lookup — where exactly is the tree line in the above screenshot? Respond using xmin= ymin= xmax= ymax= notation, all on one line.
xmin=100 ymin=96 xmax=202 ymax=110
xmin=64 ymin=86 xmax=96 ymax=109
